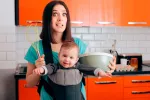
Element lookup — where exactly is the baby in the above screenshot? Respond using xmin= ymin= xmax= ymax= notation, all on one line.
xmin=33 ymin=41 xmax=112 ymax=100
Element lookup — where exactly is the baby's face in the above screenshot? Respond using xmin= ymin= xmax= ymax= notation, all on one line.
xmin=59 ymin=47 xmax=79 ymax=68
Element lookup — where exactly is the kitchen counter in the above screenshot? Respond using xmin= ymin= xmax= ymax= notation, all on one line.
xmin=14 ymin=63 xmax=150 ymax=79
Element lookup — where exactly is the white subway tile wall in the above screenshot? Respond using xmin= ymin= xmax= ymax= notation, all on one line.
xmin=1 ymin=26 xmax=150 ymax=68
xmin=0 ymin=26 xmax=16 ymax=69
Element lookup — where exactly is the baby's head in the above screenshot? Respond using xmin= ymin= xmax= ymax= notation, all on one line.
xmin=59 ymin=41 xmax=79 ymax=68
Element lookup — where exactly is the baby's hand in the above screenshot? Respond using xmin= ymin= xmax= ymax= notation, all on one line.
xmin=33 ymin=67 xmax=44 ymax=75
xmin=35 ymin=54 xmax=45 ymax=68
xmin=98 ymin=70 xmax=112 ymax=79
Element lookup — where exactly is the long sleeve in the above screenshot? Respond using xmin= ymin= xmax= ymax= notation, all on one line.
xmin=42 ymin=63 xmax=58 ymax=75
xmin=76 ymin=62 xmax=101 ymax=76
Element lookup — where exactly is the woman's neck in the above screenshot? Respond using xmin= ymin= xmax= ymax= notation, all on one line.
xmin=51 ymin=32 xmax=63 ymax=44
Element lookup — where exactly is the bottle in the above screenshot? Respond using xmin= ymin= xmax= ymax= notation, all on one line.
xmin=109 ymin=40 xmax=118 ymax=61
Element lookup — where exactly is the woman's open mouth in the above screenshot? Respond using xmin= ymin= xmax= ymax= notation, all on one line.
xmin=56 ymin=23 xmax=63 ymax=27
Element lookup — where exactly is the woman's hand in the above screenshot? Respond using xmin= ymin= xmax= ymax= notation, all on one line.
xmin=98 ymin=70 xmax=112 ymax=79
xmin=35 ymin=54 xmax=45 ymax=68
xmin=107 ymin=56 xmax=116 ymax=73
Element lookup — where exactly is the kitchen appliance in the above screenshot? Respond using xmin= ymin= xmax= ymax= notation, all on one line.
xmin=16 ymin=63 xmax=27 ymax=74
xmin=117 ymin=53 xmax=142 ymax=71
xmin=142 ymin=60 xmax=150 ymax=67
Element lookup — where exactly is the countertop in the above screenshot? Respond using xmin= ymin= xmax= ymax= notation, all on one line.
xmin=14 ymin=63 xmax=150 ymax=79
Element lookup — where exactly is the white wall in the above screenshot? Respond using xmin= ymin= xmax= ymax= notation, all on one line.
xmin=0 ymin=0 xmax=16 ymax=69
xmin=0 ymin=0 xmax=150 ymax=69
xmin=16 ymin=26 xmax=150 ymax=64
xmin=0 ymin=0 xmax=15 ymax=26
xmin=0 ymin=1 xmax=150 ymax=100
xmin=0 ymin=1 xmax=16 ymax=99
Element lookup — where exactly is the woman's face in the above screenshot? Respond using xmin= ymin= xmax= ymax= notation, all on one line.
xmin=51 ymin=4 xmax=67 ymax=34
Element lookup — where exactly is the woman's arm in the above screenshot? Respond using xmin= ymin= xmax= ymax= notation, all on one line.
xmin=26 ymin=62 xmax=41 ymax=87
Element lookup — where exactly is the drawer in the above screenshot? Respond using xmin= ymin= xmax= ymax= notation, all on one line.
xmin=124 ymin=75 xmax=150 ymax=87
xmin=124 ymin=87 xmax=150 ymax=98
xmin=18 ymin=80 xmax=40 ymax=100
xmin=87 ymin=76 xmax=123 ymax=100
xmin=124 ymin=98 xmax=149 ymax=100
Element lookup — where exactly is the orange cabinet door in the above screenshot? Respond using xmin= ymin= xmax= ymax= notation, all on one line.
xmin=134 ymin=0 xmax=150 ymax=26
xmin=124 ymin=75 xmax=150 ymax=87
xmin=124 ymin=87 xmax=150 ymax=98
xmin=19 ymin=0 xmax=50 ymax=26
xmin=124 ymin=98 xmax=149 ymax=100
xmin=87 ymin=76 xmax=123 ymax=100
xmin=64 ymin=0 xmax=89 ymax=26
xmin=90 ymin=0 xmax=122 ymax=26
xmin=18 ymin=80 xmax=40 ymax=100
xmin=122 ymin=0 xmax=150 ymax=26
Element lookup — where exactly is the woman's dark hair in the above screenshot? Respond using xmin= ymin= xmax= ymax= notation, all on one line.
xmin=38 ymin=1 xmax=74 ymax=95
xmin=40 ymin=0 xmax=73 ymax=43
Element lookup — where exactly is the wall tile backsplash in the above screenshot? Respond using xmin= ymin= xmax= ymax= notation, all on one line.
xmin=1 ymin=26 xmax=150 ymax=68
xmin=16 ymin=26 xmax=150 ymax=62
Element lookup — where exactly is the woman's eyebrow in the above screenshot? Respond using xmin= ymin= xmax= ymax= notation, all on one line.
xmin=52 ymin=10 xmax=57 ymax=12
xmin=52 ymin=9 xmax=67 ymax=12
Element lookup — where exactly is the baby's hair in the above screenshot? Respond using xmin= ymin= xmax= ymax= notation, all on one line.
xmin=60 ymin=41 xmax=79 ymax=53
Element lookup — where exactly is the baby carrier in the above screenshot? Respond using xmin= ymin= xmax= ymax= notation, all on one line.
xmin=37 ymin=40 xmax=85 ymax=100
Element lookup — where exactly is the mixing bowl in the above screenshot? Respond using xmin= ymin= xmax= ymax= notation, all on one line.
xmin=79 ymin=52 xmax=113 ymax=71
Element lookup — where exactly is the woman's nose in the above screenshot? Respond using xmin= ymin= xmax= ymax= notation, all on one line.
xmin=58 ymin=15 xmax=63 ymax=21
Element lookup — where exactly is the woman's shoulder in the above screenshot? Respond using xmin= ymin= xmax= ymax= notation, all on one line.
xmin=73 ymin=37 xmax=82 ymax=43
xmin=73 ymin=37 xmax=87 ymax=54
xmin=73 ymin=37 xmax=85 ymax=46
xmin=24 ymin=40 xmax=43 ymax=64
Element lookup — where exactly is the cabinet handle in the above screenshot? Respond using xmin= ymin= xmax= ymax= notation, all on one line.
xmin=132 ymin=91 xmax=150 ymax=94
xmin=95 ymin=81 xmax=116 ymax=84
xmin=71 ymin=21 xmax=83 ymax=24
xmin=24 ymin=84 xmax=37 ymax=88
xmin=26 ymin=20 xmax=42 ymax=24
xmin=132 ymin=80 xmax=150 ymax=83
xmin=128 ymin=22 xmax=147 ymax=25
xmin=97 ymin=22 xmax=115 ymax=25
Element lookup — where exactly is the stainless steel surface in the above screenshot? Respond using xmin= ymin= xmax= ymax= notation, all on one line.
xmin=79 ymin=52 xmax=113 ymax=71
xmin=71 ymin=21 xmax=83 ymax=24
xmin=119 ymin=53 xmax=142 ymax=56
xmin=132 ymin=80 xmax=150 ymax=83
xmin=95 ymin=81 xmax=116 ymax=84
xmin=97 ymin=21 xmax=115 ymax=24
xmin=16 ymin=63 xmax=27 ymax=74
xmin=26 ymin=20 xmax=42 ymax=24
xmin=128 ymin=22 xmax=147 ymax=25
xmin=143 ymin=60 xmax=150 ymax=67
xmin=132 ymin=91 xmax=150 ymax=94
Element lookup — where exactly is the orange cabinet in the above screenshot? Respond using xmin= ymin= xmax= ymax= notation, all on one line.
xmin=89 ymin=0 xmax=122 ymax=26
xmin=64 ymin=0 xmax=89 ymax=26
xmin=124 ymin=87 xmax=150 ymax=98
xmin=86 ymin=76 xmax=123 ymax=100
xmin=18 ymin=0 xmax=50 ymax=26
xmin=124 ymin=98 xmax=149 ymax=100
xmin=16 ymin=0 xmax=150 ymax=26
xmin=122 ymin=0 xmax=150 ymax=26
xmin=123 ymin=75 xmax=150 ymax=100
xmin=124 ymin=75 xmax=150 ymax=87
xmin=18 ymin=80 xmax=40 ymax=100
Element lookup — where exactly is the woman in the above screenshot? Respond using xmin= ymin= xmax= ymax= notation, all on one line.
xmin=24 ymin=0 xmax=116 ymax=100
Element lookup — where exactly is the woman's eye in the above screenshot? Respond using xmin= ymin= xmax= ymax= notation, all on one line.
xmin=53 ymin=12 xmax=58 ymax=16
xmin=62 ymin=13 xmax=67 ymax=17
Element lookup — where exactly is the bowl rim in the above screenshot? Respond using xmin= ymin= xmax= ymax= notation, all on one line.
xmin=79 ymin=52 xmax=113 ymax=58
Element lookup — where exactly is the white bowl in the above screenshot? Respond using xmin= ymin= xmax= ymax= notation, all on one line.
xmin=79 ymin=52 xmax=113 ymax=71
